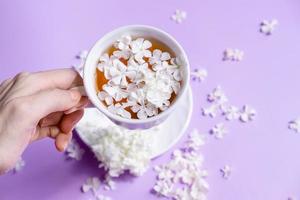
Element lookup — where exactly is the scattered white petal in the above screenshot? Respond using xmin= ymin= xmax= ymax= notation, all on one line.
xmin=95 ymin=194 xmax=111 ymax=200
xmin=223 ymin=105 xmax=240 ymax=120
xmin=73 ymin=50 xmax=88 ymax=76
xmin=81 ymin=177 xmax=100 ymax=194
xmin=202 ymin=104 xmax=219 ymax=118
xmin=240 ymin=105 xmax=256 ymax=122
xmin=207 ymin=86 xmax=228 ymax=104
xmin=288 ymin=118 xmax=300 ymax=133
xmin=13 ymin=157 xmax=25 ymax=173
xmin=223 ymin=48 xmax=244 ymax=62
xmin=220 ymin=165 xmax=232 ymax=179
xmin=211 ymin=123 xmax=228 ymax=139
xmin=65 ymin=139 xmax=85 ymax=161
xmin=191 ymin=68 xmax=208 ymax=82
xmin=171 ymin=9 xmax=187 ymax=24
xmin=260 ymin=19 xmax=278 ymax=35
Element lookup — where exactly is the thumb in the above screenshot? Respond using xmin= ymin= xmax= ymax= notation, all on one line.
xmin=24 ymin=89 xmax=81 ymax=123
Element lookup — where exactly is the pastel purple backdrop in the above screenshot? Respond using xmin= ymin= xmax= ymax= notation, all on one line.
xmin=1 ymin=0 xmax=300 ymax=199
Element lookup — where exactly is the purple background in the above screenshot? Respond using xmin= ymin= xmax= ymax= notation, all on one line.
xmin=1 ymin=0 xmax=300 ymax=199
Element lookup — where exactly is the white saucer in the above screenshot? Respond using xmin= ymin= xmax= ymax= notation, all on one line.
xmin=76 ymin=86 xmax=193 ymax=159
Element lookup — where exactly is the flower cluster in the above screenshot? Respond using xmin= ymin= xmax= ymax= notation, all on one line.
xmin=152 ymin=129 xmax=209 ymax=200
xmin=97 ymin=35 xmax=183 ymax=119
xmin=202 ymin=86 xmax=257 ymax=123
xmin=82 ymin=125 xmax=152 ymax=177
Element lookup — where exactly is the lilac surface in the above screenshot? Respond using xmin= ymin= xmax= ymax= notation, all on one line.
xmin=0 ymin=0 xmax=300 ymax=199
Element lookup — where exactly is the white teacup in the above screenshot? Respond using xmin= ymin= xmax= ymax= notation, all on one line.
xmin=83 ymin=25 xmax=190 ymax=129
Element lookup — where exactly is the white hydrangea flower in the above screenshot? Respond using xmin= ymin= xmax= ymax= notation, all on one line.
xmin=65 ymin=139 xmax=85 ymax=161
xmin=207 ymin=86 xmax=228 ymax=104
xmin=288 ymin=118 xmax=300 ymax=133
xmin=115 ymin=35 xmax=132 ymax=50
xmin=73 ymin=50 xmax=88 ymax=76
xmin=186 ymin=129 xmax=206 ymax=150
xmin=223 ymin=105 xmax=240 ymax=120
xmin=103 ymin=176 xmax=116 ymax=191
xmin=220 ymin=165 xmax=232 ymax=179
xmin=131 ymin=101 xmax=158 ymax=119
xmin=95 ymin=194 xmax=111 ymax=200
xmin=223 ymin=48 xmax=244 ymax=61
xmin=107 ymin=103 xmax=131 ymax=119
xmin=202 ymin=104 xmax=220 ymax=118
xmin=145 ymin=78 xmax=172 ymax=108
xmin=171 ymin=9 xmax=187 ymax=24
xmin=149 ymin=49 xmax=171 ymax=65
xmin=102 ymin=84 xmax=128 ymax=102
xmin=191 ymin=68 xmax=208 ymax=82
xmin=153 ymin=180 xmax=173 ymax=197
xmin=211 ymin=123 xmax=228 ymax=139
xmin=81 ymin=177 xmax=100 ymax=194
xmin=107 ymin=59 xmax=135 ymax=88
xmin=240 ymin=105 xmax=256 ymax=122
xmin=13 ymin=157 xmax=25 ymax=173
xmin=97 ymin=91 xmax=113 ymax=106
xmin=260 ymin=19 xmax=278 ymax=35
xmin=130 ymin=38 xmax=152 ymax=64
xmin=97 ymin=53 xmax=113 ymax=79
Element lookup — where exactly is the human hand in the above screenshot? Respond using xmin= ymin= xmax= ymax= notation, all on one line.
xmin=0 ymin=68 xmax=89 ymax=174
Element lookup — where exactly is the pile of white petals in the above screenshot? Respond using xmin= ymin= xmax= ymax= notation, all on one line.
xmin=79 ymin=124 xmax=152 ymax=177
xmin=97 ymin=35 xmax=183 ymax=119
xmin=153 ymin=129 xmax=209 ymax=200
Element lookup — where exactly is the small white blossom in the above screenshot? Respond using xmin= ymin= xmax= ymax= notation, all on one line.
xmin=220 ymin=165 xmax=232 ymax=179
xmin=73 ymin=50 xmax=88 ymax=76
xmin=223 ymin=48 xmax=244 ymax=61
xmin=149 ymin=49 xmax=171 ymax=65
xmin=65 ymin=139 xmax=85 ymax=161
xmin=240 ymin=105 xmax=256 ymax=122
xmin=186 ymin=129 xmax=206 ymax=150
xmin=260 ymin=19 xmax=278 ymax=35
xmin=131 ymin=101 xmax=158 ymax=119
xmin=95 ymin=194 xmax=111 ymax=200
xmin=114 ymin=35 xmax=132 ymax=50
xmin=81 ymin=177 xmax=100 ymax=194
xmin=130 ymin=38 xmax=152 ymax=64
xmin=288 ymin=118 xmax=300 ymax=133
xmin=103 ymin=176 xmax=116 ymax=191
xmin=207 ymin=86 xmax=228 ymax=104
xmin=171 ymin=9 xmax=187 ymax=24
xmin=97 ymin=91 xmax=114 ymax=106
xmin=107 ymin=103 xmax=131 ymax=119
xmin=211 ymin=123 xmax=228 ymax=139
xmin=13 ymin=157 xmax=25 ymax=173
xmin=202 ymin=104 xmax=220 ymax=118
xmin=102 ymin=84 xmax=128 ymax=102
xmin=223 ymin=105 xmax=240 ymax=120
xmin=191 ymin=68 xmax=208 ymax=82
